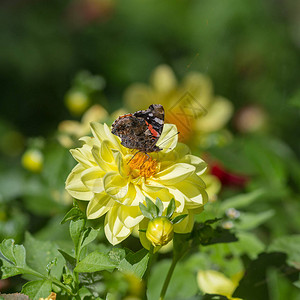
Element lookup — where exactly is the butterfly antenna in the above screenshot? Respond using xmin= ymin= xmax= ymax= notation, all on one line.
xmin=157 ymin=132 xmax=180 ymax=148
xmin=127 ymin=150 xmax=141 ymax=164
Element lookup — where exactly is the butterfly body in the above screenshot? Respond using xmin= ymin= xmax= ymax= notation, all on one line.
xmin=111 ymin=104 xmax=165 ymax=153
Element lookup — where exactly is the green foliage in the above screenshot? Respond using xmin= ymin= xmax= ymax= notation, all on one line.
xmin=233 ymin=252 xmax=300 ymax=300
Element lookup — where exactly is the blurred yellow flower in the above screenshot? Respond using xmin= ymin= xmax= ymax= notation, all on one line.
xmin=39 ymin=292 xmax=56 ymax=300
xmin=124 ymin=65 xmax=233 ymax=145
xmin=65 ymin=90 xmax=90 ymax=115
xmin=197 ymin=270 xmax=243 ymax=300
xmin=66 ymin=123 xmax=208 ymax=245
xmin=21 ymin=149 xmax=43 ymax=173
xmin=58 ymin=104 xmax=127 ymax=148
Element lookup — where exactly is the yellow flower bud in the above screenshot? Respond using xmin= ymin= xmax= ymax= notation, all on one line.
xmin=21 ymin=149 xmax=43 ymax=173
xmin=146 ymin=217 xmax=174 ymax=247
xmin=65 ymin=90 xmax=90 ymax=115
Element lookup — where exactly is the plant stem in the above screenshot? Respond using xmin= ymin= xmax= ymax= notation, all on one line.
xmin=25 ymin=268 xmax=75 ymax=296
xmin=144 ymin=245 xmax=154 ymax=282
xmin=159 ymin=256 xmax=179 ymax=300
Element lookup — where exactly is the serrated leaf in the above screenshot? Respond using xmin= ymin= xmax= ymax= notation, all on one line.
xmin=166 ymin=198 xmax=175 ymax=218
xmin=145 ymin=197 xmax=158 ymax=218
xmin=118 ymin=249 xmax=149 ymax=279
xmin=155 ymin=198 xmax=164 ymax=217
xmin=74 ymin=251 xmax=116 ymax=273
xmin=139 ymin=202 xmax=153 ymax=219
xmin=1 ymin=266 xmax=24 ymax=279
xmin=172 ymin=214 xmax=188 ymax=225
xmin=0 ymin=239 xmax=16 ymax=264
xmin=24 ymin=232 xmax=64 ymax=279
xmin=0 ymin=239 xmax=26 ymax=267
xmin=22 ymin=279 xmax=52 ymax=300
xmin=58 ymin=249 xmax=76 ymax=272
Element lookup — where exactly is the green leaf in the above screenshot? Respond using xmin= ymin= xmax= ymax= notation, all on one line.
xmin=220 ymin=189 xmax=266 ymax=211
xmin=233 ymin=252 xmax=299 ymax=300
xmin=0 ymin=239 xmax=26 ymax=266
xmin=145 ymin=197 xmax=158 ymax=218
xmin=74 ymin=251 xmax=116 ymax=273
xmin=155 ymin=197 xmax=164 ymax=217
xmin=58 ymin=249 xmax=76 ymax=272
xmin=172 ymin=214 xmax=188 ymax=225
xmin=108 ymin=248 xmax=126 ymax=266
xmin=232 ymin=232 xmax=265 ymax=259
xmin=70 ymin=219 xmax=85 ymax=253
xmin=81 ymin=227 xmax=99 ymax=249
xmin=268 ymin=235 xmax=300 ymax=269
xmin=0 ymin=265 xmax=24 ymax=279
xmin=118 ymin=248 xmax=149 ymax=279
xmin=24 ymin=232 xmax=64 ymax=279
xmin=61 ymin=206 xmax=84 ymax=224
xmin=166 ymin=198 xmax=175 ymax=219
xmin=139 ymin=202 xmax=153 ymax=219
xmin=22 ymin=279 xmax=52 ymax=300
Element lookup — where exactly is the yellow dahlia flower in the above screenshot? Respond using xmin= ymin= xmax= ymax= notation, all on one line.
xmin=124 ymin=65 xmax=233 ymax=145
xmin=65 ymin=122 xmax=208 ymax=245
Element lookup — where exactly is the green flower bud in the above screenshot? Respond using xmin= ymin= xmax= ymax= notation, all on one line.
xmin=146 ymin=217 xmax=174 ymax=247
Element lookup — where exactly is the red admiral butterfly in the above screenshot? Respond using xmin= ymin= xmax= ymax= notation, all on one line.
xmin=111 ymin=104 xmax=165 ymax=153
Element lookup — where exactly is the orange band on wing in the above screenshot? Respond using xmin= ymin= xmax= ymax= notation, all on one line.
xmin=145 ymin=121 xmax=159 ymax=137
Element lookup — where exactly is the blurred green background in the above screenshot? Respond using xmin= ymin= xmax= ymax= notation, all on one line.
xmin=1 ymin=0 xmax=299 ymax=140
xmin=0 ymin=0 xmax=300 ymax=298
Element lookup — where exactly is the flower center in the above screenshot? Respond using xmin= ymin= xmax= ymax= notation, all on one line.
xmin=128 ymin=152 xmax=158 ymax=178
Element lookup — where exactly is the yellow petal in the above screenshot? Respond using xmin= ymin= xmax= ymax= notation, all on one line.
xmin=82 ymin=104 xmax=108 ymax=125
xmin=195 ymin=97 xmax=233 ymax=133
xmin=118 ymin=205 xmax=144 ymax=229
xmin=103 ymin=172 xmax=129 ymax=201
xmin=156 ymin=124 xmax=178 ymax=153
xmin=181 ymin=72 xmax=213 ymax=108
xmin=91 ymin=122 xmax=124 ymax=153
xmin=124 ymin=84 xmax=156 ymax=111
xmin=155 ymin=163 xmax=195 ymax=184
xmin=202 ymin=174 xmax=221 ymax=202
xmin=65 ymin=164 xmax=94 ymax=200
xmin=197 ymin=270 xmax=237 ymax=296
xmin=81 ymin=166 xmax=105 ymax=193
xmin=86 ymin=193 xmax=114 ymax=219
xmin=104 ymin=206 xmax=132 ymax=245
xmin=178 ymin=154 xmax=207 ymax=175
xmin=91 ymin=143 xmax=117 ymax=172
xmin=173 ymin=209 xmax=195 ymax=233
xmin=150 ymin=65 xmax=177 ymax=93
xmin=70 ymin=145 xmax=96 ymax=168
